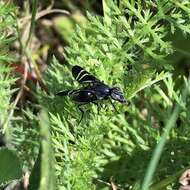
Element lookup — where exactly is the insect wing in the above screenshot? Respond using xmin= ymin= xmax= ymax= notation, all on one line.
xmin=72 ymin=65 xmax=100 ymax=84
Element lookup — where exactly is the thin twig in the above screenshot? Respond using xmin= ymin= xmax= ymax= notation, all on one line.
xmin=94 ymin=177 xmax=123 ymax=190
xmin=19 ymin=9 xmax=70 ymax=27
xmin=94 ymin=178 xmax=112 ymax=187
xmin=3 ymin=62 xmax=28 ymax=133
xmin=25 ymin=0 xmax=38 ymax=47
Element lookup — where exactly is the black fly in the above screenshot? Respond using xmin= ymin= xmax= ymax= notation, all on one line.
xmin=56 ymin=65 xmax=127 ymax=122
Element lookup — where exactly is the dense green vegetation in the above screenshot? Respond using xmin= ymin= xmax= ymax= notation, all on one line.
xmin=0 ymin=0 xmax=190 ymax=189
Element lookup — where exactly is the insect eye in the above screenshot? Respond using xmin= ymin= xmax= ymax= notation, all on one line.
xmin=114 ymin=94 xmax=120 ymax=99
xmin=110 ymin=88 xmax=126 ymax=103
xmin=111 ymin=92 xmax=120 ymax=99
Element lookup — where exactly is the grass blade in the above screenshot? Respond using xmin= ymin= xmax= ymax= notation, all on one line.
xmin=142 ymin=79 xmax=190 ymax=190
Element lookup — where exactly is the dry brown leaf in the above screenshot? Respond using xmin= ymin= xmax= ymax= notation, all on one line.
xmin=179 ymin=169 xmax=190 ymax=190
xmin=110 ymin=177 xmax=118 ymax=190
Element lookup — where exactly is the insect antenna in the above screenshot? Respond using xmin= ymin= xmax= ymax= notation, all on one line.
xmin=78 ymin=104 xmax=85 ymax=124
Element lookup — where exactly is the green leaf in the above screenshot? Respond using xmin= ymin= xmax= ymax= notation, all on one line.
xmin=125 ymin=70 xmax=171 ymax=99
xmin=28 ymin=148 xmax=41 ymax=190
xmin=0 ymin=148 xmax=22 ymax=185
xmin=102 ymin=0 xmax=112 ymax=26
xmin=142 ymin=78 xmax=190 ymax=190
xmin=29 ymin=110 xmax=55 ymax=190
xmin=149 ymin=167 xmax=189 ymax=190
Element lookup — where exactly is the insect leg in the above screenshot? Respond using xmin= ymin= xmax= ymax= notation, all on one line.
xmin=109 ymin=99 xmax=118 ymax=112
xmin=92 ymin=101 xmax=101 ymax=114
xmin=78 ymin=104 xmax=85 ymax=124
xmin=78 ymin=100 xmax=96 ymax=123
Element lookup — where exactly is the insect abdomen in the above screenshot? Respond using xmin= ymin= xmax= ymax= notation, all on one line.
xmin=72 ymin=90 xmax=97 ymax=103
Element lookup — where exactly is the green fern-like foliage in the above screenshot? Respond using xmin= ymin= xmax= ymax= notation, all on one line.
xmin=0 ymin=3 xmax=16 ymax=130
xmin=6 ymin=0 xmax=190 ymax=190
xmin=38 ymin=1 xmax=190 ymax=189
